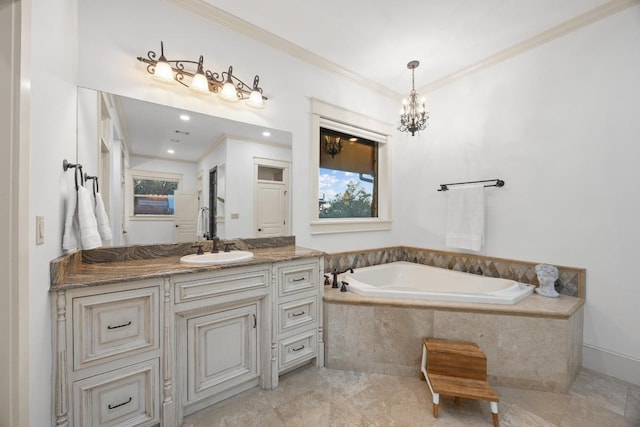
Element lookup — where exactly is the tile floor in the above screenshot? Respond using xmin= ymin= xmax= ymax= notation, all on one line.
xmin=182 ymin=365 xmax=640 ymax=426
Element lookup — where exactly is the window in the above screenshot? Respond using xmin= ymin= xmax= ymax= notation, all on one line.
xmin=319 ymin=127 xmax=378 ymax=219
xmin=310 ymin=99 xmax=393 ymax=234
xmin=130 ymin=170 xmax=182 ymax=219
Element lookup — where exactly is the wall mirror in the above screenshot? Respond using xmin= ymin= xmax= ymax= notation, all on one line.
xmin=76 ymin=87 xmax=293 ymax=247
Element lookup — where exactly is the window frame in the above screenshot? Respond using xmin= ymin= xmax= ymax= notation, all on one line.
xmin=310 ymin=99 xmax=392 ymax=235
xmin=128 ymin=169 xmax=183 ymax=221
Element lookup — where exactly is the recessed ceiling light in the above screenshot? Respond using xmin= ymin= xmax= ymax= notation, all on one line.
xmin=349 ymin=137 xmax=358 ymax=142
xmin=167 ymin=149 xmax=175 ymax=154
xmin=179 ymin=114 xmax=190 ymax=121
xmin=262 ymin=131 xmax=271 ymax=137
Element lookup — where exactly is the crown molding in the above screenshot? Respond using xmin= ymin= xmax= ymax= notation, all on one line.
xmin=420 ymin=0 xmax=640 ymax=93
xmin=168 ymin=0 xmax=402 ymax=100
xmin=168 ymin=0 xmax=639 ymax=99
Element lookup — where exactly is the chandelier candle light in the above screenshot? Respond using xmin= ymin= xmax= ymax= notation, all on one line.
xmin=398 ymin=60 xmax=428 ymax=136
xmin=137 ymin=41 xmax=267 ymax=108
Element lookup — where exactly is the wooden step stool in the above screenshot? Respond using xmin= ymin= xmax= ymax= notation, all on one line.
xmin=420 ymin=338 xmax=500 ymax=427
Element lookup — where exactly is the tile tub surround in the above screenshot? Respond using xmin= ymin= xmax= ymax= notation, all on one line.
xmin=325 ymin=246 xmax=586 ymax=298
xmin=323 ymin=286 xmax=584 ymax=393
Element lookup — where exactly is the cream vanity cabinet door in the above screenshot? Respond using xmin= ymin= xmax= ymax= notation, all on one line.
xmin=274 ymin=258 xmax=323 ymax=375
xmin=186 ymin=303 xmax=258 ymax=403
xmin=172 ymin=265 xmax=271 ymax=419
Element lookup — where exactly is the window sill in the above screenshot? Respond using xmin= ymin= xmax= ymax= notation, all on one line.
xmin=310 ymin=219 xmax=392 ymax=235
xmin=129 ymin=215 xmax=175 ymax=222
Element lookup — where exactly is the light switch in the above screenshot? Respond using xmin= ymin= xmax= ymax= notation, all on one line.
xmin=231 ymin=213 xmax=240 ymax=219
xmin=36 ymin=216 xmax=45 ymax=245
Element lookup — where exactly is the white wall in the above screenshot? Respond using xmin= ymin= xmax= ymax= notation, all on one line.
xmin=28 ymin=0 xmax=78 ymax=426
xmin=76 ymin=0 xmax=399 ymax=253
xmin=395 ymin=7 xmax=640 ymax=384
xmin=225 ymin=138 xmax=292 ymax=238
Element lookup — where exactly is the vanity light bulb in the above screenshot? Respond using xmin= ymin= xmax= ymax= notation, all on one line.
xmin=219 ymin=81 xmax=239 ymax=102
xmin=190 ymin=72 xmax=210 ymax=95
xmin=152 ymin=60 xmax=175 ymax=84
xmin=247 ymin=90 xmax=264 ymax=108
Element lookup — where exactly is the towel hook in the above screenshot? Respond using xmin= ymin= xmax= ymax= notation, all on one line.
xmin=63 ymin=159 xmax=84 ymax=191
xmin=84 ymin=173 xmax=99 ymax=196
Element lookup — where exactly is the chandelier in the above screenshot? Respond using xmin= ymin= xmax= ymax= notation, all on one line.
xmin=398 ymin=60 xmax=428 ymax=136
xmin=137 ymin=42 xmax=267 ymax=108
xmin=322 ymin=135 xmax=343 ymax=158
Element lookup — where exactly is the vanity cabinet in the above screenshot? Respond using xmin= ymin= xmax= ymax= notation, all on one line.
xmin=171 ymin=265 xmax=271 ymax=419
xmin=53 ymin=279 xmax=162 ymax=427
xmin=52 ymin=254 xmax=323 ymax=427
xmin=273 ymin=259 xmax=324 ymax=381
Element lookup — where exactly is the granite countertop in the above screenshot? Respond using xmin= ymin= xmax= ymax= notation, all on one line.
xmin=323 ymin=285 xmax=584 ymax=319
xmin=51 ymin=244 xmax=323 ymax=291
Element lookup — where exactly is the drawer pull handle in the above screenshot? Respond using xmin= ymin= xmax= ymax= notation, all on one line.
xmin=108 ymin=397 xmax=132 ymax=410
xmin=291 ymin=344 xmax=305 ymax=352
xmin=290 ymin=311 xmax=305 ymax=318
xmin=291 ymin=277 xmax=305 ymax=282
xmin=107 ymin=321 xmax=132 ymax=330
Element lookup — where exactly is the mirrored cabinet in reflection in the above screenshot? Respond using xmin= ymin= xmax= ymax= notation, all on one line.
xmin=76 ymin=88 xmax=293 ymax=247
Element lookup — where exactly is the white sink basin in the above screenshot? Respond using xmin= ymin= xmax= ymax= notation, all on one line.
xmin=180 ymin=251 xmax=254 ymax=265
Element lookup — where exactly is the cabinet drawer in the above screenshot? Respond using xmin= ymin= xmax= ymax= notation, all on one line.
xmin=174 ymin=268 xmax=269 ymax=304
xmin=279 ymin=330 xmax=317 ymax=371
xmin=73 ymin=359 xmax=159 ymax=427
xmin=278 ymin=296 xmax=317 ymax=334
xmin=277 ymin=262 xmax=318 ymax=298
xmin=73 ymin=288 xmax=159 ymax=371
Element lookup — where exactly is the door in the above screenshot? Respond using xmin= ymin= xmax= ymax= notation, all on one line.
xmin=186 ymin=304 xmax=258 ymax=404
xmin=256 ymin=182 xmax=286 ymax=237
xmin=208 ymin=167 xmax=217 ymax=238
xmin=174 ymin=191 xmax=198 ymax=242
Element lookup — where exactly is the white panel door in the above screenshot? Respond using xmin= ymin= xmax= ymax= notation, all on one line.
xmin=174 ymin=191 xmax=197 ymax=242
xmin=256 ymin=182 xmax=286 ymax=237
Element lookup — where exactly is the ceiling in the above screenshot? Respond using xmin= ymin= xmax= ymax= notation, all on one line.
xmin=123 ymin=0 xmax=626 ymax=161
xmin=199 ymin=0 xmax=614 ymax=96
xmin=115 ymin=94 xmax=291 ymax=162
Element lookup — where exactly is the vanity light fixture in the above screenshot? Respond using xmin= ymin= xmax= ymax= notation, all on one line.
xmin=137 ymin=41 xmax=267 ymax=108
xmin=398 ymin=60 xmax=429 ymax=136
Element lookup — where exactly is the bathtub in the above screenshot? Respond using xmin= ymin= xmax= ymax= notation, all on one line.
xmin=340 ymin=261 xmax=534 ymax=305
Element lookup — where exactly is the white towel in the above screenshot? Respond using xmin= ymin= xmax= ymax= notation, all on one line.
xmin=196 ymin=207 xmax=209 ymax=239
xmin=446 ymin=185 xmax=485 ymax=252
xmin=62 ymin=188 xmax=79 ymax=251
xmin=77 ymin=186 xmax=102 ymax=249
xmin=94 ymin=192 xmax=112 ymax=241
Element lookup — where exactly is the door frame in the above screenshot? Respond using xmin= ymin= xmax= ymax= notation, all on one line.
xmin=253 ymin=157 xmax=291 ymax=237
xmin=1 ymin=2 xmax=30 ymax=426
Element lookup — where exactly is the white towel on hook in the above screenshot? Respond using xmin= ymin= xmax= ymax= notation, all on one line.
xmin=62 ymin=188 xmax=79 ymax=251
xmin=77 ymin=186 xmax=102 ymax=249
xmin=94 ymin=192 xmax=112 ymax=241
xmin=446 ymin=184 xmax=485 ymax=252
xmin=196 ymin=207 xmax=209 ymax=239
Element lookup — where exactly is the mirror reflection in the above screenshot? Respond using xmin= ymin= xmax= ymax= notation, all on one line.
xmin=76 ymin=88 xmax=292 ymax=247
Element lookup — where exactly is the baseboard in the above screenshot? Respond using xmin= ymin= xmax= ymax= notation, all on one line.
xmin=582 ymin=344 xmax=640 ymax=387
